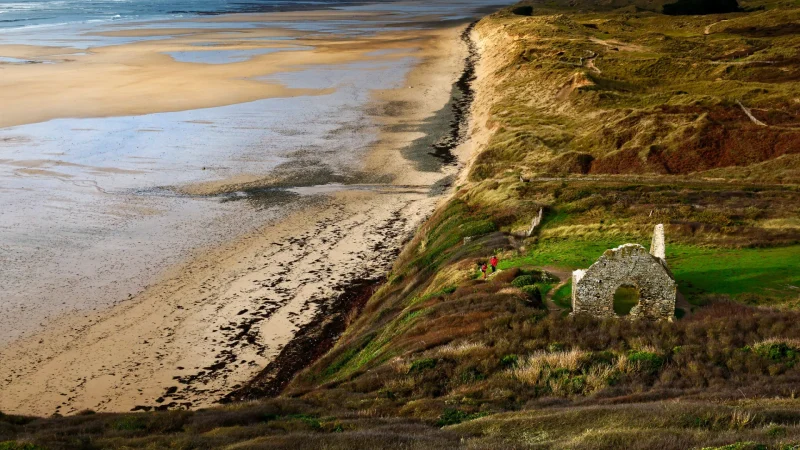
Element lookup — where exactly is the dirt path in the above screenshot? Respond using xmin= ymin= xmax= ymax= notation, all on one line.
xmin=583 ymin=51 xmax=601 ymax=74
xmin=704 ymin=19 xmax=728 ymax=35
xmin=543 ymin=266 xmax=572 ymax=311
xmin=545 ymin=279 xmax=568 ymax=311
xmin=589 ymin=36 xmax=646 ymax=52
xmin=737 ymin=100 xmax=768 ymax=126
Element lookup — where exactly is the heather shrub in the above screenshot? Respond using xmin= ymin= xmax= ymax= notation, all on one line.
xmin=627 ymin=350 xmax=664 ymax=373
xmin=751 ymin=339 xmax=800 ymax=365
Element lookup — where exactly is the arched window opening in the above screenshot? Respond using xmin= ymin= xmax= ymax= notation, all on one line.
xmin=613 ymin=284 xmax=640 ymax=316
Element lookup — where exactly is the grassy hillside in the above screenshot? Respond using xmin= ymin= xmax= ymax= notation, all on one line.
xmin=2 ymin=0 xmax=799 ymax=448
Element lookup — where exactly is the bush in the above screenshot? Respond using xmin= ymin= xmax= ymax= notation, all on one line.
xmin=521 ymin=285 xmax=543 ymax=306
xmin=752 ymin=340 xmax=800 ymax=365
xmin=511 ymin=275 xmax=536 ymax=288
xmin=628 ymin=350 xmax=664 ymax=372
xmin=548 ymin=342 xmax=566 ymax=353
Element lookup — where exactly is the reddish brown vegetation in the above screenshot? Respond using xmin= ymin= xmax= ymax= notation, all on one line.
xmin=590 ymin=106 xmax=800 ymax=175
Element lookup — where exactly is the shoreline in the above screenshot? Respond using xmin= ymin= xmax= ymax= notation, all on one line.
xmin=0 ymin=15 xmax=476 ymax=416
xmin=224 ymin=22 xmax=483 ymax=402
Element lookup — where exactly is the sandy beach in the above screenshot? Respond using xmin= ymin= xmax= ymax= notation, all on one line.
xmin=0 ymin=0 xmax=493 ymax=416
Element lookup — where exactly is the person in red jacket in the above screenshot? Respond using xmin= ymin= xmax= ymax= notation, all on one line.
xmin=480 ymin=263 xmax=488 ymax=279
xmin=490 ymin=255 xmax=499 ymax=273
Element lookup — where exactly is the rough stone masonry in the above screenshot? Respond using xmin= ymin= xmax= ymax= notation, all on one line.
xmin=571 ymin=225 xmax=676 ymax=321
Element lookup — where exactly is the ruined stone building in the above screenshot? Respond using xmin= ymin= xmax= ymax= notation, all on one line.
xmin=571 ymin=224 xmax=676 ymax=321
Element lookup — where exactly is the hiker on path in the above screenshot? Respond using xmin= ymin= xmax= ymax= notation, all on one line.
xmin=490 ymin=255 xmax=499 ymax=273
xmin=481 ymin=262 xmax=488 ymax=279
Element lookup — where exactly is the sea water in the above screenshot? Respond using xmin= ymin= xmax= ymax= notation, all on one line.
xmin=0 ymin=0 xmax=383 ymax=30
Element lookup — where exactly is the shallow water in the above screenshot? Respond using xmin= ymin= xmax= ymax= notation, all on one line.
xmin=0 ymin=0 xmax=379 ymax=30
xmin=165 ymin=45 xmax=312 ymax=63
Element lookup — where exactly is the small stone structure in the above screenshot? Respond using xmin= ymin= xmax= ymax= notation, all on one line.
xmin=571 ymin=225 xmax=676 ymax=321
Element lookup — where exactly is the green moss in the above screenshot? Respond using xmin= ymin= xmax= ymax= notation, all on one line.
xmin=322 ymin=334 xmax=374 ymax=378
xmin=501 ymin=239 xmax=800 ymax=307
xmin=499 ymin=238 xmax=649 ymax=271
xmin=411 ymin=200 xmax=497 ymax=271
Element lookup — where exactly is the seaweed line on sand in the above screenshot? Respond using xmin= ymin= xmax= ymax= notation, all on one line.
xmin=220 ymin=276 xmax=383 ymax=402
xmin=430 ymin=21 xmax=479 ymax=165
xmin=220 ymin=22 xmax=481 ymax=402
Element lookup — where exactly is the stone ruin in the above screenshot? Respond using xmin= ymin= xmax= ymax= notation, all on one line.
xmin=571 ymin=224 xmax=676 ymax=321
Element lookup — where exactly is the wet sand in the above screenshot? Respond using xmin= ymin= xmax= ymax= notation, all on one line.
xmin=0 ymin=3 xmax=488 ymax=415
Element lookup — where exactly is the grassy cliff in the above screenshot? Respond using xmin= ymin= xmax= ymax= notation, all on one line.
xmin=3 ymin=0 xmax=800 ymax=448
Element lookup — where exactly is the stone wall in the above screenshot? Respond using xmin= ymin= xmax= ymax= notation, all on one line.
xmin=571 ymin=244 xmax=676 ymax=321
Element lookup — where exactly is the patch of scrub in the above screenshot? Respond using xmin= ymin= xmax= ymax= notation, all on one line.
xmin=164 ymin=46 xmax=311 ymax=64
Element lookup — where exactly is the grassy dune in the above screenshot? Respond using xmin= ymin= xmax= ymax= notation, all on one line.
xmin=3 ymin=0 xmax=800 ymax=448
